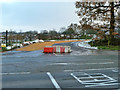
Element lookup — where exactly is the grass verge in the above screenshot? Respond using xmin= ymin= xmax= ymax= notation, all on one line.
xmin=98 ymin=46 xmax=120 ymax=50
xmin=89 ymin=39 xmax=120 ymax=50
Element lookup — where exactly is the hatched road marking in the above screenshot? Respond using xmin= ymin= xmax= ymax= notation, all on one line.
xmin=71 ymin=72 xmax=118 ymax=87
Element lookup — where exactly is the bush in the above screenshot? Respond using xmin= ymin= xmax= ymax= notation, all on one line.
xmin=1 ymin=47 xmax=7 ymax=52
xmin=88 ymin=38 xmax=120 ymax=50
xmin=89 ymin=39 xmax=120 ymax=46
xmin=79 ymin=35 xmax=92 ymax=39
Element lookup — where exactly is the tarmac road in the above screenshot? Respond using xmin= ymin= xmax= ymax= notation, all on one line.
xmin=2 ymin=42 xmax=119 ymax=89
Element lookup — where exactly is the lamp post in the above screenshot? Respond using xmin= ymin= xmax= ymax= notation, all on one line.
xmin=6 ymin=30 xmax=8 ymax=47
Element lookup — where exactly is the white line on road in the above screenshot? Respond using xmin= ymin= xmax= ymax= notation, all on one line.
xmin=49 ymin=62 xmax=114 ymax=66
xmin=0 ymin=62 xmax=24 ymax=66
xmin=49 ymin=63 xmax=68 ymax=65
xmin=47 ymin=72 xmax=61 ymax=90
xmin=53 ymin=53 xmax=63 ymax=56
xmin=64 ymin=68 xmax=117 ymax=72
xmin=71 ymin=73 xmax=83 ymax=83
xmin=102 ymin=74 xmax=115 ymax=81
xmin=112 ymin=70 xmax=118 ymax=73
xmin=1 ymin=72 xmax=31 ymax=75
xmin=84 ymin=62 xmax=114 ymax=65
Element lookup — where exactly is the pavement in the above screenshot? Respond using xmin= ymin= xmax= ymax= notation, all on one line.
xmin=2 ymin=42 xmax=119 ymax=89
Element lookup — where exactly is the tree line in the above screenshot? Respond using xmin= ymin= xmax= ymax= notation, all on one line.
xmin=2 ymin=23 xmax=98 ymax=45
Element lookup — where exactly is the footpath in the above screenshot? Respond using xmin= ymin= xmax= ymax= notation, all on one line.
xmin=77 ymin=40 xmax=98 ymax=49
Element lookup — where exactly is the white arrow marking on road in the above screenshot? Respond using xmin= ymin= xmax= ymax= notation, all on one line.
xmin=47 ymin=72 xmax=61 ymax=90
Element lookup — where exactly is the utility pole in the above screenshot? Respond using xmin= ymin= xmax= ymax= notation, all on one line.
xmin=6 ymin=30 xmax=8 ymax=47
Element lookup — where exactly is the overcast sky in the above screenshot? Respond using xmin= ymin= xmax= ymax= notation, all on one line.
xmin=0 ymin=2 xmax=79 ymax=32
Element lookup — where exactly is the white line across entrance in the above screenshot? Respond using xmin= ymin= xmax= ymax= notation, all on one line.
xmin=47 ymin=72 xmax=61 ymax=90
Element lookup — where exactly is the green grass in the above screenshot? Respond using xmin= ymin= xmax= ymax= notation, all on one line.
xmin=88 ymin=39 xmax=120 ymax=50
xmin=98 ymin=46 xmax=120 ymax=50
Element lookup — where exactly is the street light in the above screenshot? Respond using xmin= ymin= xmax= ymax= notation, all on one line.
xmin=6 ymin=30 xmax=8 ymax=47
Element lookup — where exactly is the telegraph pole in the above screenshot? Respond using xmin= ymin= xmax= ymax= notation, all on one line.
xmin=6 ymin=30 xmax=8 ymax=47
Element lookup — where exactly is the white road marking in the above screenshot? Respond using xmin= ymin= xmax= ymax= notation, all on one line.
xmin=78 ymin=76 xmax=104 ymax=79
xmin=85 ymin=83 xmax=118 ymax=87
xmin=102 ymin=74 xmax=115 ymax=81
xmin=49 ymin=62 xmax=114 ymax=66
xmin=1 ymin=72 xmax=30 ymax=75
xmin=53 ymin=53 xmax=63 ymax=56
xmin=85 ymin=62 xmax=114 ymax=65
xmin=1 ymin=62 xmax=24 ymax=66
xmin=71 ymin=72 xmax=118 ymax=87
xmin=112 ymin=70 xmax=118 ymax=73
xmin=71 ymin=73 xmax=83 ymax=83
xmin=47 ymin=72 xmax=61 ymax=90
xmin=49 ymin=63 xmax=68 ymax=65
xmin=64 ymin=68 xmax=117 ymax=72
xmin=53 ymin=53 xmax=57 ymax=56
xmin=82 ymin=80 xmax=117 ymax=85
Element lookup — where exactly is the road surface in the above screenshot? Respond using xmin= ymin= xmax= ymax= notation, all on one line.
xmin=2 ymin=42 xmax=119 ymax=89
